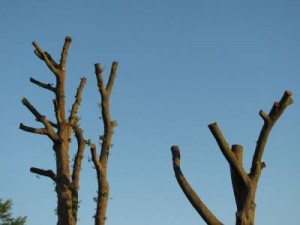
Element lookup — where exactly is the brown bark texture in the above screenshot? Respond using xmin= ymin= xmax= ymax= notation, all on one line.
xmin=20 ymin=37 xmax=86 ymax=225
xmin=90 ymin=62 xmax=118 ymax=225
xmin=170 ymin=91 xmax=292 ymax=225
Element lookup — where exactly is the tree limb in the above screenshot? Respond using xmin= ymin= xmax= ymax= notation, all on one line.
xmin=208 ymin=123 xmax=250 ymax=186
xmin=32 ymin=41 xmax=59 ymax=76
xmin=69 ymin=77 xmax=87 ymax=127
xmin=106 ymin=62 xmax=118 ymax=94
xmin=94 ymin=64 xmax=106 ymax=96
xmin=30 ymin=77 xmax=56 ymax=92
xmin=170 ymin=146 xmax=223 ymax=225
xmin=90 ymin=144 xmax=102 ymax=172
xmin=71 ymin=126 xmax=86 ymax=191
xmin=250 ymin=91 xmax=293 ymax=177
xmin=19 ymin=123 xmax=48 ymax=135
xmin=60 ymin=36 xmax=72 ymax=70
xmin=21 ymin=98 xmax=58 ymax=141
xmin=30 ymin=167 xmax=57 ymax=182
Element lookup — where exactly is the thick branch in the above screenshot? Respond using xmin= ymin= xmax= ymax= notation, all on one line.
xmin=95 ymin=64 xmax=106 ymax=95
xmin=32 ymin=41 xmax=59 ymax=75
xmin=21 ymin=98 xmax=58 ymax=141
xmin=230 ymin=145 xmax=247 ymax=209
xmin=71 ymin=126 xmax=86 ymax=191
xmin=106 ymin=61 xmax=118 ymax=94
xmin=250 ymin=91 xmax=293 ymax=177
xmin=60 ymin=36 xmax=72 ymax=70
xmin=30 ymin=77 xmax=55 ymax=92
xmin=69 ymin=77 xmax=87 ymax=127
xmin=30 ymin=167 xmax=57 ymax=182
xmin=170 ymin=146 xmax=223 ymax=225
xmin=90 ymin=144 xmax=102 ymax=172
xmin=208 ymin=123 xmax=250 ymax=186
xmin=19 ymin=123 xmax=48 ymax=135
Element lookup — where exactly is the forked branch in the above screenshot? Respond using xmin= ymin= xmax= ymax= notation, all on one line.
xmin=94 ymin=62 xmax=118 ymax=162
xmin=21 ymin=98 xmax=58 ymax=141
xmin=32 ymin=41 xmax=59 ymax=76
xmin=91 ymin=62 xmax=118 ymax=225
xmin=250 ymin=90 xmax=293 ymax=177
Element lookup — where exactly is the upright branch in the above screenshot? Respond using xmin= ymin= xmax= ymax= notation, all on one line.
xmin=20 ymin=36 xmax=87 ymax=225
xmin=250 ymin=91 xmax=293 ymax=178
xmin=208 ymin=123 xmax=250 ymax=187
xmin=90 ymin=62 xmax=118 ymax=225
xmin=170 ymin=91 xmax=292 ymax=225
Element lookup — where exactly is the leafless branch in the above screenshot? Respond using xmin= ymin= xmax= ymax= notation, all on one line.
xmin=60 ymin=36 xmax=72 ymax=70
xmin=30 ymin=77 xmax=55 ymax=92
xmin=19 ymin=123 xmax=48 ymax=135
xmin=71 ymin=126 xmax=86 ymax=191
xmin=21 ymin=98 xmax=58 ymax=141
xmin=208 ymin=123 xmax=250 ymax=186
xmin=69 ymin=77 xmax=87 ymax=127
xmin=94 ymin=64 xmax=106 ymax=95
xmin=171 ymin=146 xmax=223 ymax=225
xmin=106 ymin=61 xmax=118 ymax=94
xmin=250 ymin=90 xmax=293 ymax=177
xmin=32 ymin=41 xmax=59 ymax=75
xmin=90 ymin=144 xmax=102 ymax=172
xmin=30 ymin=167 xmax=57 ymax=182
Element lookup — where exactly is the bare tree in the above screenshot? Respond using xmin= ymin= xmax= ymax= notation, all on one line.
xmin=170 ymin=91 xmax=293 ymax=225
xmin=89 ymin=62 xmax=118 ymax=225
xmin=20 ymin=37 xmax=86 ymax=225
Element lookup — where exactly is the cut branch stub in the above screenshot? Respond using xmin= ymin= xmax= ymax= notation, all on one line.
xmin=30 ymin=167 xmax=57 ymax=182
xmin=231 ymin=144 xmax=243 ymax=164
xmin=60 ymin=36 xmax=72 ymax=70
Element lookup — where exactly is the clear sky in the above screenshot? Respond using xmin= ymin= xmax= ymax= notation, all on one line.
xmin=0 ymin=1 xmax=299 ymax=225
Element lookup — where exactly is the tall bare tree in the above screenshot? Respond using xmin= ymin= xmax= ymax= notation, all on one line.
xmin=20 ymin=37 xmax=86 ymax=225
xmin=170 ymin=91 xmax=292 ymax=225
xmin=89 ymin=62 xmax=118 ymax=225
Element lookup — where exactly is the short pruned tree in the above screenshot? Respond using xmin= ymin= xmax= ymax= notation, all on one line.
xmin=20 ymin=37 xmax=86 ymax=225
xmin=89 ymin=62 xmax=118 ymax=225
xmin=170 ymin=91 xmax=292 ymax=225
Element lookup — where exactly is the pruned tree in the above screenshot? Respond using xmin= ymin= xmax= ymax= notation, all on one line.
xmin=170 ymin=91 xmax=293 ymax=225
xmin=20 ymin=37 xmax=86 ymax=225
xmin=0 ymin=198 xmax=26 ymax=225
xmin=89 ymin=62 xmax=118 ymax=225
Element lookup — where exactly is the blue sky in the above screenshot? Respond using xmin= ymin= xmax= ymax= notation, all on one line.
xmin=0 ymin=1 xmax=299 ymax=224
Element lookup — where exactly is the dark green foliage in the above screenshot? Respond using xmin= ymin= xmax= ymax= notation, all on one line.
xmin=0 ymin=199 xmax=26 ymax=225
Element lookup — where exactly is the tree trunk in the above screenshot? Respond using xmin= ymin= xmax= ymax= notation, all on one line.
xmin=95 ymin=169 xmax=109 ymax=225
xmin=54 ymin=141 xmax=74 ymax=225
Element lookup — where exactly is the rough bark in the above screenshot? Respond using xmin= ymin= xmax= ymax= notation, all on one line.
xmin=90 ymin=62 xmax=118 ymax=225
xmin=20 ymin=37 xmax=86 ymax=225
xmin=170 ymin=91 xmax=292 ymax=225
